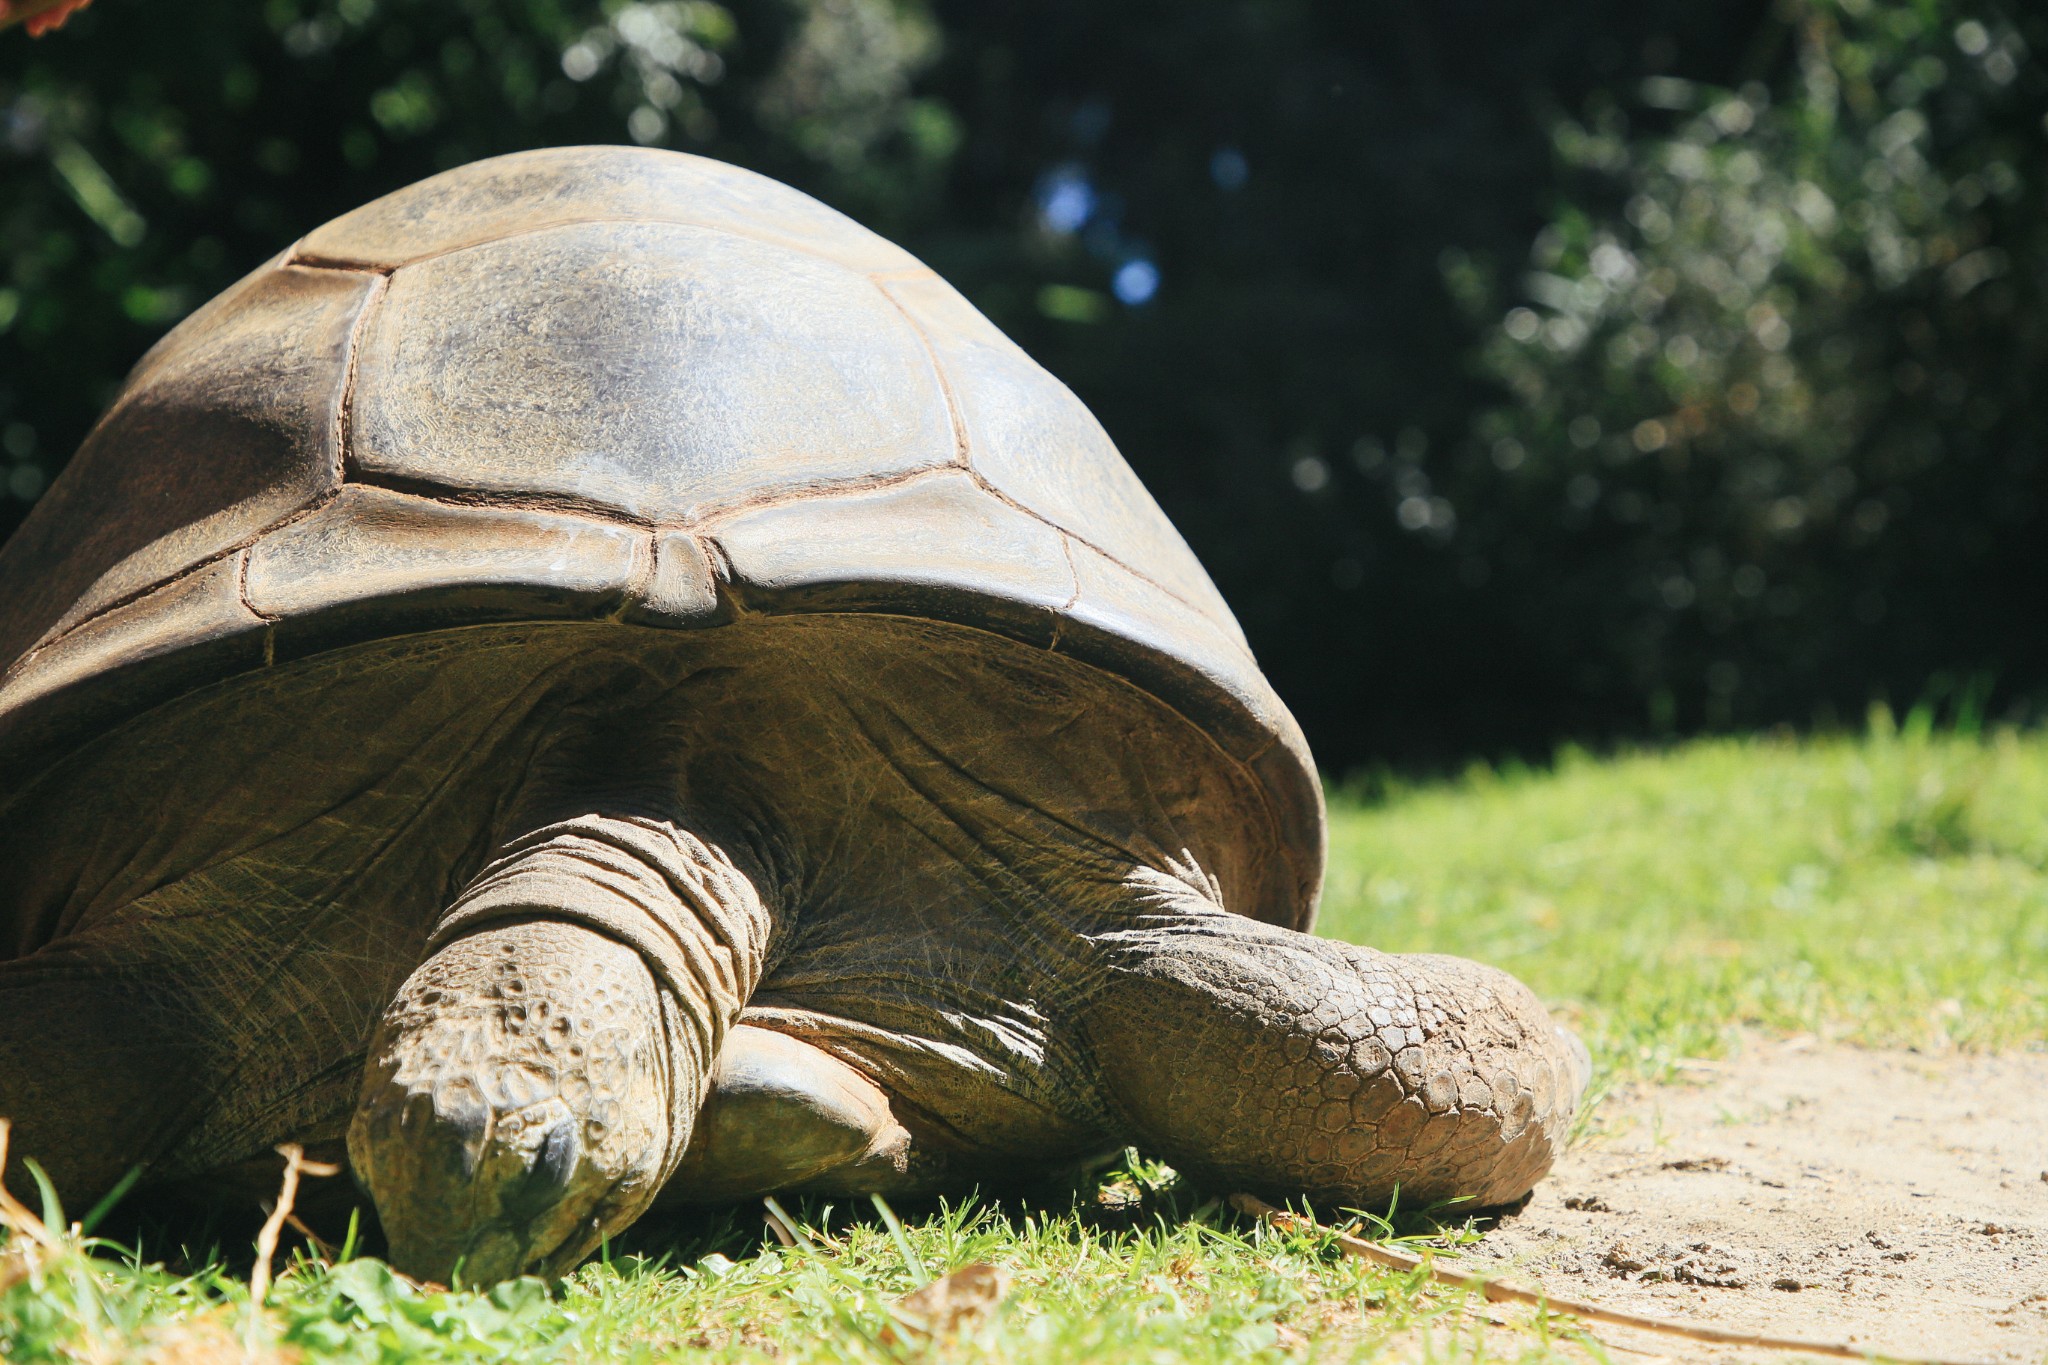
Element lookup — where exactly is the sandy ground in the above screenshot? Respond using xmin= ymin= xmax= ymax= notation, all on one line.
xmin=1459 ymin=1039 xmax=2048 ymax=1363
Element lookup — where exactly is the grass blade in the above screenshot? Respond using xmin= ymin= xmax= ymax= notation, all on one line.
xmin=79 ymin=1165 xmax=143 ymax=1236
xmin=21 ymin=1158 xmax=66 ymax=1233
xmin=870 ymin=1193 xmax=928 ymax=1287
xmin=338 ymin=1205 xmax=361 ymax=1264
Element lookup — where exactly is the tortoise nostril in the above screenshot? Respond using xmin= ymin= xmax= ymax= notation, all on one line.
xmin=535 ymin=1115 xmax=581 ymax=1190
xmin=484 ymin=1111 xmax=587 ymax=1232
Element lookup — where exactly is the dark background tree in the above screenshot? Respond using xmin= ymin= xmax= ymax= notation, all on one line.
xmin=2 ymin=0 xmax=2040 ymax=775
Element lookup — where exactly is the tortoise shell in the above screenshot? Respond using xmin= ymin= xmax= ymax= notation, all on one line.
xmin=0 ymin=146 xmax=1321 ymax=926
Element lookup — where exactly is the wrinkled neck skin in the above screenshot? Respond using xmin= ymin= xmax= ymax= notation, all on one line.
xmin=501 ymin=708 xmax=806 ymax=969
xmin=348 ymin=705 xmax=806 ymax=1282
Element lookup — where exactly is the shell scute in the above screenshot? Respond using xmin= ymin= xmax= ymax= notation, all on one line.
xmin=349 ymin=222 xmax=956 ymax=524
xmin=0 ymin=265 xmax=365 ymax=673
xmin=877 ymin=273 xmax=1243 ymax=644
xmin=297 ymin=145 xmax=922 ymax=275
xmin=245 ymin=486 xmax=646 ymax=658
xmin=710 ymin=471 xmax=1071 ymax=643
xmin=0 ymin=556 xmax=263 ymax=762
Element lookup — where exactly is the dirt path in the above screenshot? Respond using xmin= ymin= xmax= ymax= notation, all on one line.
xmin=1460 ymin=1039 xmax=2048 ymax=1363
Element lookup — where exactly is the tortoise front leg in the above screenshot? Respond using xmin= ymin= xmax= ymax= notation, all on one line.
xmin=349 ymin=814 xmax=777 ymax=1284
xmin=657 ymin=1023 xmax=929 ymax=1206
xmin=0 ymin=945 xmax=214 ymax=1206
xmin=1080 ymin=867 xmax=1587 ymax=1212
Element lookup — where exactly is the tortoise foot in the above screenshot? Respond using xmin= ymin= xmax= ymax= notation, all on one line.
xmin=1086 ymin=909 xmax=1587 ymax=1212
xmin=348 ymin=918 xmax=676 ymax=1284
xmin=660 ymin=1023 xmax=920 ymax=1206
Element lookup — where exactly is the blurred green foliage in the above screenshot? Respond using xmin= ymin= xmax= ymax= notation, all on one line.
xmin=1460 ymin=0 xmax=2047 ymax=735
xmin=1322 ymin=718 xmax=2048 ymax=1069
xmin=0 ymin=0 xmax=951 ymax=501
xmin=0 ymin=0 xmax=2041 ymax=771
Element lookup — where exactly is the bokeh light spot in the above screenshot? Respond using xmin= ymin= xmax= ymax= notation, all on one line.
xmin=1113 ymin=259 xmax=1159 ymax=305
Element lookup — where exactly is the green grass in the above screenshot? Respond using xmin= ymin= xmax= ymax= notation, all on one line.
xmin=5 ymin=721 xmax=2045 ymax=1362
xmin=1322 ymin=717 xmax=2048 ymax=1074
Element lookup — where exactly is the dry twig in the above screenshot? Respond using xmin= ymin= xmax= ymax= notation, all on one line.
xmin=762 ymin=1204 xmax=799 ymax=1249
xmin=0 ymin=1119 xmax=62 ymax=1253
xmin=249 ymin=1143 xmax=340 ymax=1306
xmin=1231 ymin=1192 xmax=1991 ymax=1365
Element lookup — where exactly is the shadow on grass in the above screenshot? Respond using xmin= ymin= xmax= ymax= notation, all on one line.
xmin=42 ymin=1140 xmax=1521 ymax=1296
xmin=606 ymin=1147 xmax=1517 ymax=1284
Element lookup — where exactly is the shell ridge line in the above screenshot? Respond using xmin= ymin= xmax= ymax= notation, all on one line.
xmin=954 ymin=465 xmax=1223 ymax=632
xmin=235 ymin=548 xmax=279 ymax=625
xmin=288 ymin=213 xmax=919 ymax=278
xmin=334 ymin=270 xmax=388 ymax=485
xmin=870 ymin=277 xmax=971 ymax=467
xmin=695 ymin=533 xmax=751 ymax=620
xmin=685 ymin=464 xmax=958 ymax=528
xmin=336 ymin=470 xmax=665 ymax=530
xmin=1043 ymin=535 xmax=1082 ymax=654
xmin=340 ymin=464 xmax=972 ymax=533
xmin=7 ymin=487 xmax=342 ymax=679
xmin=701 ymin=533 xmax=734 ymax=584
xmin=287 ymin=253 xmax=397 ymax=277
xmin=1055 ymin=535 xmax=1083 ymax=614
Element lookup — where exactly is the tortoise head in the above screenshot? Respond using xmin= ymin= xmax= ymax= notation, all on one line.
xmin=349 ymin=918 xmax=678 ymax=1284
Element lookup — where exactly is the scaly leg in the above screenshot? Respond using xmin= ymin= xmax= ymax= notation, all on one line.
xmin=1080 ymin=861 xmax=1588 ymax=1211
xmin=0 ymin=939 xmax=218 ymax=1205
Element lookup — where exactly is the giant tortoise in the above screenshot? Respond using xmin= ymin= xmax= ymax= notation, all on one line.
xmin=0 ymin=147 xmax=1585 ymax=1284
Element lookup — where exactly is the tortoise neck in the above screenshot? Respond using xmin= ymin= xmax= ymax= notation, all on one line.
xmin=428 ymin=808 xmax=789 ymax=1187
xmin=359 ymin=808 xmax=787 ymax=1282
xmin=491 ymin=704 xmax=806 ymax=956
xmin=432 ymin=813 xmax=785 ymax=1016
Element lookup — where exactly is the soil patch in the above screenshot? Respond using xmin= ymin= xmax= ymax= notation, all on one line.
xmin=1466 ymin=1039 xmax=2048 ymax=1362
